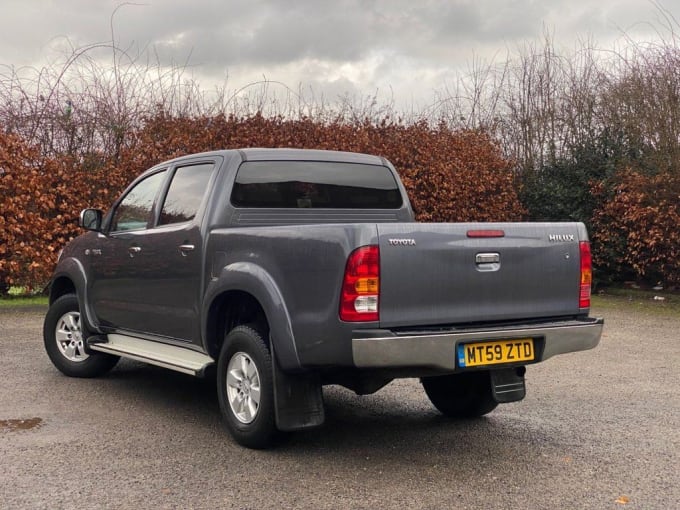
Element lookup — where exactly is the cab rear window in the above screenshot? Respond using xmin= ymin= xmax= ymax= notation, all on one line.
xmin=231 ymin=161 xmax=403 ymax=209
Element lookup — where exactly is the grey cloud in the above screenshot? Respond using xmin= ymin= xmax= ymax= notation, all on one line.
xmin=1 ymin=0 xmax=679 ymax=107
xmin=144 ymin=0 xmax=378 ymax=67
xmin=302 ymin=77 xmax=363 ymax=102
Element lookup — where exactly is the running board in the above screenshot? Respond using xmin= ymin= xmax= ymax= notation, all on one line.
xmin=89 ymin=334 xmax=214 ymax=376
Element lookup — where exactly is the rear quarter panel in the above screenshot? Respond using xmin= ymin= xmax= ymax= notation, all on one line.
xmin=206 ymin=224 xmax=379 ymax=367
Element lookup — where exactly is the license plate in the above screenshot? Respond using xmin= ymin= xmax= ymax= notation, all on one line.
xmin=457 ymin=338 xmax=535 ymax=368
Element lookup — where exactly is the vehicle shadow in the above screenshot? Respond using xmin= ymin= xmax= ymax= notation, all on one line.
xmin=283 ymin=387 xmax=556 ymax=457
xmin=99 ymin=360 xmax=557 ymax=463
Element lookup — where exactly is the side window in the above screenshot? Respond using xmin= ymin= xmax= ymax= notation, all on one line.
xmin=158 ymin=163 xmax=215 ymax=226
xmin=110 ymin=170 xmax=167 ymax=232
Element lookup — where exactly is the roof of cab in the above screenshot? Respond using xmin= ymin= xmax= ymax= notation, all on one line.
xmin=237 ymin=148 xmax=385 ymax=165
xmin=159 ymin=148 xmax=386 ymax=167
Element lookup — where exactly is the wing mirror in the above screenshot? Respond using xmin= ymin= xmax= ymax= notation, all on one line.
xmin=79 ymin=208 xmax=103 ymax=232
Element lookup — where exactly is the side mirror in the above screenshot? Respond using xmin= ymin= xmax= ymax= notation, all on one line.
xmin=79 ymin=208 xmax=103 ymax=232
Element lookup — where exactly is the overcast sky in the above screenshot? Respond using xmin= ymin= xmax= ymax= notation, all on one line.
xmin=2 ymin=0 xmax=679 ymax=109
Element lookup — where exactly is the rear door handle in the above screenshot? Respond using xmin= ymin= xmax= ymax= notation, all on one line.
xmin=179 ymin=244 xmax=195 ymax=256
xmin=128 ymin=246 xmax=141 ymax=257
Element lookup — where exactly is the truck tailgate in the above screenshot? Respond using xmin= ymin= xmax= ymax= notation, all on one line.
xmin=377 ymin=223 xmax=586 ymax=328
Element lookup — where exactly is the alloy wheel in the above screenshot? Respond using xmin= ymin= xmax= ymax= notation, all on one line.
xmin=226 ymin=352 xmax=261 ymax=424
xmin=55 ymin=311 xmax=89 ymax=362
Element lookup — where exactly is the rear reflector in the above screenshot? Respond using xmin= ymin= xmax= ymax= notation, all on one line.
xmin=579 ymin=241 xmax=592 ymax=308
xmin=340 ymin=246 xmax=380 ymax=322
xmin=467 ymin=229 xmax=505 ymax=238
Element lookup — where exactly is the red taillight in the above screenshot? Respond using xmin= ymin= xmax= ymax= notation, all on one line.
xmin=340 ymin=245 xmax=380 ymax=322
xmin=579 ymin=241 xmax=592 ymax=308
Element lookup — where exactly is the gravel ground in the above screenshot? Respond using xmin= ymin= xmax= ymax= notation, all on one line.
xmin=0 ymin=305 xmax=678 ymax=509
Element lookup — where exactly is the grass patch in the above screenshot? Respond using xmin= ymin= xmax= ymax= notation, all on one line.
xmin=592 ymin=287 xmax=680 ymax=317
xmin=0 ymin=285 xmax=48 ymax=308
xmin=0 ymin=287 xmax=49 ymax=310
xmin=0 ymin=295 xmax=48 ymax=309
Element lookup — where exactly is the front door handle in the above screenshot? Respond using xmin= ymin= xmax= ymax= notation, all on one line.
xmin=179 ymin=244 xmax=195 ymax=256
xmin=128 ymin=246 xmax=141 ymax=257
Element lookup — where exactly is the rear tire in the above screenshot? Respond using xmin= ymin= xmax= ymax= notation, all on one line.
xmin=43 ymin=294 xmax=119 ymax=378
xmin=217 ymin=325 xmax=278 ymax=449
xmin=421 ymin=371 xmax=498 ymax=418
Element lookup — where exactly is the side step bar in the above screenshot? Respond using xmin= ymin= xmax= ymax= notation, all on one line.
xmin=89 ymin=334 xmax=214 ymax=376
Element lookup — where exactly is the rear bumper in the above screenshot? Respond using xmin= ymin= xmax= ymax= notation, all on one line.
xmin=351 ymin=317 xmax=603 ymax=371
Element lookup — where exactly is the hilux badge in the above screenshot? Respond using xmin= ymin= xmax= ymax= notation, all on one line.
xmin=549 ymin=234 xmax=575 ymax=242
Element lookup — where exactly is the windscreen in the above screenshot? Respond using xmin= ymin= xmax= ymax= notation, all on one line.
xmin=231 ymin=161 xmax=403 ymax=209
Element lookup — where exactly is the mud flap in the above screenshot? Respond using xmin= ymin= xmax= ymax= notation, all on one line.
xmin=490 ymin=367 xmax=526 ymax=403
xmin=272 ymin=346 xmax=325 ymax=432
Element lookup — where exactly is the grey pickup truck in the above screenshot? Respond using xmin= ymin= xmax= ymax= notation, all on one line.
xmin=44 ymin=148 xmax=603 ymax=448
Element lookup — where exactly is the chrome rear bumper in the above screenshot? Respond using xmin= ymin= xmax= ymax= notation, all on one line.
xmin=352 ymin=317 xmax=604 ymax=371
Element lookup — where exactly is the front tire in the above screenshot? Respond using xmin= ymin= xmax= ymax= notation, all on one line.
xmin=217 ymin=325 xmax=277 ymax=449
xmin=421 ymin=371 xmax=498 ymax=418
xmin=43 ymin=294 xmax=119 ymax=378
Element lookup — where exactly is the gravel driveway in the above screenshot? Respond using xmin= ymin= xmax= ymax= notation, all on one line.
xmin=1 ymin=305 xmax=678 ymax=509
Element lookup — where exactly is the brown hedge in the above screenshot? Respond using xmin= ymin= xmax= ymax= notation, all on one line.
xmin=0 ymin=133 xmax=121 ymax=291
xmin=1 ymin=115 xmax=524 ymax=291
xmin=591 ymin=170 xmax=680 ymax=287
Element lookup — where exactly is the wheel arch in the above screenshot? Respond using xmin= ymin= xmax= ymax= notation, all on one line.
xmin=203 ymin=262 xmax=301 ymax=371
xmin=47 ymin=258 xmax=99 ymax=333
xmin=205 ymin=290 xmax=268 ymax=359
xmin=48 ymin=276 xmax=77 ymax=304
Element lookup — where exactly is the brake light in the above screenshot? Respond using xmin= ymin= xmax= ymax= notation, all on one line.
xmin=340 ymin=246 xmax=380 ymax=322
xmin=579 ymin=241 xmax=592 ymax=308
xmin=467 ymin=229 xmax=505 ymax=238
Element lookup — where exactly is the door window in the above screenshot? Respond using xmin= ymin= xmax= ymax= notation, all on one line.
xmin=158 ymin=163 xmax=215 ymax=225
xmin=110 ymin=170 xmax=167 ymax=232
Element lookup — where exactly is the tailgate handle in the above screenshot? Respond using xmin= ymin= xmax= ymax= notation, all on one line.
xmin=475 ymin=253 xmax=500 ymax=264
